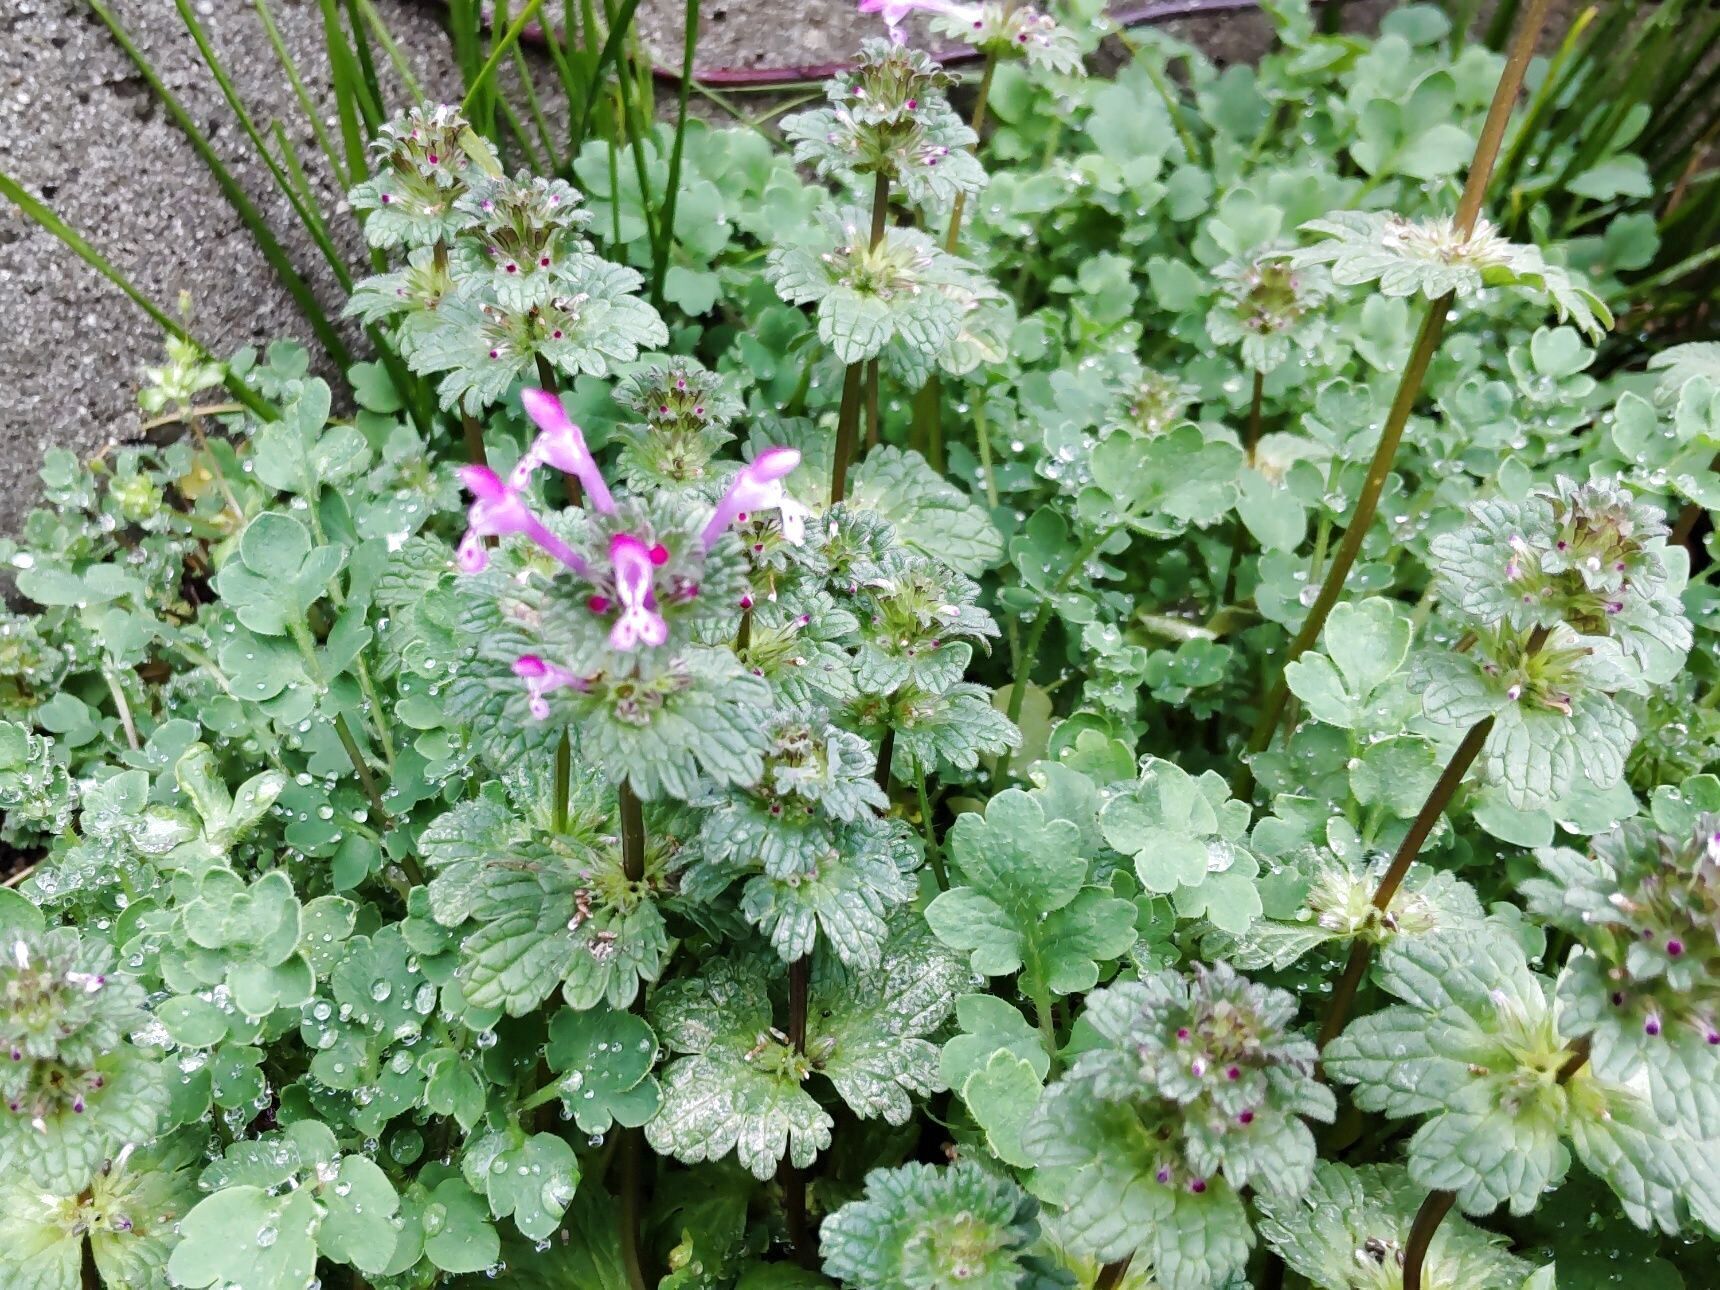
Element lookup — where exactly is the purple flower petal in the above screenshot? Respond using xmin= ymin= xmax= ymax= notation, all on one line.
xmin=513 ymin=654 xmax=587 ymax=719
xmin=519 ymin=388 xmax=616 ymax=513
xmin=701 ymin=447 xmax=807 ymax=550
xmin=457 ymin=464 xmax=590 ymax=577
xmin=608 ymin=533 xmax=669 ymax=650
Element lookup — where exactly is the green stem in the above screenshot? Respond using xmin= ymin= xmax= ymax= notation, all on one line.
xmin=1402 ymin=1190 xmax=1457 ymax=1290
xmin=619 ymin=780 xmax=645 ymax=882
xmin=517 ymin=1076 xmax=565 ymax=1113
xmin=614 ymin=774 xmax=649 ymax=1289
xmin=461 ymin=411 xmax=489 ymax=467
xmin=1317 ymin=714 xmax=1495 ymax=1050
xmin=1237 ymin=0 xmax=1556 ymax=792
xmin=1402 ymin=1037 xmax=1588 ymax=1290
xmin=915 ymin=773 xmax=948 ymax=892
xmin=1239 ymin=297 xmax=1452 ymax=776
xmin=995 ymin=527 xmax=1116 ymax=787
xmin=864 ymin=359 xmax=881 ymax=449
xmin=783 ymin=953 xmax=813 ymax=1264
xmin=870 ymin=168 xmax=890 ymax=249
xmin=554 ymin=733 xmax=572 ymax=833
xmin=874 ymin=726 xmax=896 ymax=793
xmin=352 ymin=653 xmax=396 ymax=772
xmin=618 ymin=1129 xmax=648 ymax=1290
xmin=334 ymin=713 xmax=392 ymax=829
xmin=81 ymin=1234 xmax=102 ymax=1290
xmin=102 ymin=667 xmax=141 ymax=752
xmin=830 ymin=363 xmax=864 ymax=504
xmin=973 ymin=395 xmax=999 ymax=508
xmin=942 ymin=52 xmax=997 ymax=252
xmin=1245 ymin=369 xmax=1264 ymax=464
xmin=289 ymin=620 xmax=395 ymax=833
xmin=1030 ymin=977 xmax=1058 ymax=1069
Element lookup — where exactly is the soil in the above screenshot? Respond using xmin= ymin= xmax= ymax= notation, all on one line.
xmin=0 ymin=0 xmax=1506 ymax=536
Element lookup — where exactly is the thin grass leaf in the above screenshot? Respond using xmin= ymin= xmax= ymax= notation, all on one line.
xmin=342 ymin=0 xmax=388 ymax=130
xmin=253 ymin=0 xmax=349 ymax=189
xmin=497 ymin=92 xmax=550 ymax=174
xmin=462 ymin=0 xmax=549 ymax=114
xmin=511 ymin=42 xmax=561 ymax=167
xmin=173 ymin=0 xmax=354 ymax=294
xmin=88 ymin=0 xmax=352 ymax=371
xmin=651 ymin=0 xmax=700 ymax=310
xmin=317 ymin=0 xmax=374 ymax=185
xmin=0 ymin=170 xmax=279 ymax=422
xmin=354 ymin=0 xmax=427 ymax=105
xmin=538 ymin=2 xmax=591 ymax=157
xmin=571 ymin=0 xmax=644 ymax=154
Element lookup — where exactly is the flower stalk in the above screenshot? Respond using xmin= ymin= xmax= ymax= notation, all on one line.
xmin=618 ymin=776 xmax=649 ymax=1290
xmin=1402 ymin=1037 xmax=1589 ymax=1290
xmin=830 ymin=172 xmax=892 ymax=503
xmin=1316 ymin=713 xmax=1495 ymax=1050
xmin=783 ymin=952 xmax=814 ymax=1264
xmin=1239 ymin=0 xmax=1558 ymax=787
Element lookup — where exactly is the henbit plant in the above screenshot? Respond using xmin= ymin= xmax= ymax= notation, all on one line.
xmin=3 ymin=1 xmax=1720 ymax=1288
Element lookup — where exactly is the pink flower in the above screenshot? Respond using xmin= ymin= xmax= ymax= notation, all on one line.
xmin=608 ymin=533 xmax=669 ymax=651
xmin=517 ymin=388 xmax=617 ymax=514
xmin=857 ymin=0 xmax=977 ymax=38
xmin=701 ymin=447 xmax=811 ymax=550
xmin=513 ymin=654 xmax=587 ymax=719
xmin=456 ymin=465 xmax=588 ymax=576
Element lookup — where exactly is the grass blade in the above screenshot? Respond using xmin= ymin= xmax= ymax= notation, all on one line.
xmin=462 ymin=0 xmax=549 ymax=114
xmin=572 ymin=0 xmax=645 ymax=153
xmin=652 ymin=0 xmax=700 ymax=309
xmin=353 ymin=0 xmax=427 ymax=105
xmin=253 ymin=0 xmax=349 ymax=188
xmin=88 ymin=0 xmax=352 ymax=370
xmin=0 ymin=170 xmax=279 ymax=421
xmin=342 ymin=0 xmax=388 ymax=128
xmin=173 ymin=0 xmax=354 ymax=293
xmin=317 ymin=0 xmax=375 ymax=184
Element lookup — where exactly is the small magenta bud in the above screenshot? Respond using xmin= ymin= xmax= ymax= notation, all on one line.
xmin=1610 ymin=991 xmax=1626 ymax=1006
xmin=1238 ymin=1110 xmax=1255 ymax=1125
xmin=1190 ymin=1059 xmax=1206 ymax=1078
xmin=1189 ymin=1178 xmax=1207 ymax=1194
xmin=587 ymin=594 xmax=611 ymax=613
xmin=1155 ymin=1166 xmax=1171 ymax=1184
xmin=739 ymin=594 xmax=755 ymax=610
xmin=648 ymin=544 xmax=669 ymax=566
xmin=1707 ymin=1031 xmax=1719 ymax=1046
xmin=1226 ymin=1065 xmax=1241 ymax=1081
xmin=72 ymin=1097 xmax=86 ymax=1114
xmin=539 ymin=256 xmax=551 ymax=268
xmin=1175 ymin=1027 xmax=1189 ymax=1041
xmin=1667 ymin=939 xmax=1685 ymax=957
xmin=379 ymin=192 xmax=392 ymax=204
xmin=1645 ymin=1015 xmax=1662 ymax=1037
